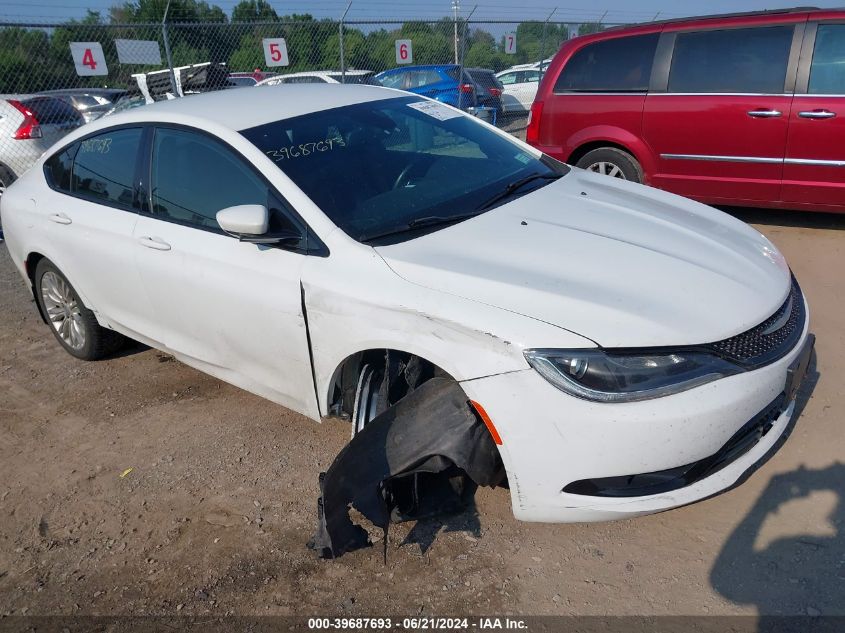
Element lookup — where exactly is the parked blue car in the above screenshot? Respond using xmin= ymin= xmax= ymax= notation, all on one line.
xmin=373 ymin=64 xmax=477 ymax=109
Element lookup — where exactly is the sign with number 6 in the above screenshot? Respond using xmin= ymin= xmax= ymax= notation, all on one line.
xmin=69 ymin=42 xmax=108 ymax=76
xmin=505 ymin=33 xmax=517 ymax=54
xmin=395 ymin=39 xmax=413 ymax=64
xmin=262 ymin=38 xmax=289 ymax=67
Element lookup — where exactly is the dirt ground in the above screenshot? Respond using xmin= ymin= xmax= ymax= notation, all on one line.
xmin=1 ymin=207 xmax=844 ymax=619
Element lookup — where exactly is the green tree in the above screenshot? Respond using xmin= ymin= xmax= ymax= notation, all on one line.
xmin=231 ymin=0 xmax=277 ymax=23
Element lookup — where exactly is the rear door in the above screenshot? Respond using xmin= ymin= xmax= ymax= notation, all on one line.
xmin=41 ymin=127 xmax=149 ymax=336
xmin=642 ymin=21 xmax=803 ymax=203
xmin=783 ymin=20 xmax=845 ymax=207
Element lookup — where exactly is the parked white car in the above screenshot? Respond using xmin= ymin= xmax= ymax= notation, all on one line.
xmin=495 ymin=67 xmax=542 ymax=113
xmin=1 ymin=85 xmax=813 ymax=525
xmin=255 ymin=69 xmax=375 ymax=86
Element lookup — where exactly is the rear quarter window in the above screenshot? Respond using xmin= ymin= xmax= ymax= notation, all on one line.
xmin=44 ymin=145 xmax=78 ymax=192
xmin=554 ymin=33 xmax=659 ymax=92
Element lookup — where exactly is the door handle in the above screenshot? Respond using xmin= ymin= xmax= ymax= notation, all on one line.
xmin=747 ymin=109 xmax=782 ymax=118
xmin=138 ymin=236 xmax=171 ymax=251
xmin=798 ymin=110 xmax=836 ymax=119
xmin=48 ymin=213 xmax=72 ymax=225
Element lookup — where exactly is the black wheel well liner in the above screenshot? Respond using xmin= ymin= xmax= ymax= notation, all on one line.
xmin=327 ymin=349 xmax=448 ymax=419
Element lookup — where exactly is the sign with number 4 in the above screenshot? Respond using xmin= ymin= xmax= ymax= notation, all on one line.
xmin=262 ymin=38 xmax=289 ymax=67
xmin=505 ymin=33 xmax=517 ymax=54
xmin=69 ymin=42 xmax=108 ymax=76
xmin=395 ymin=39 xmax=413 ymax=64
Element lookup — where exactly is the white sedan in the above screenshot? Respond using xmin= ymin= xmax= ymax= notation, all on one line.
xmin=1 ymin=85 xmax=813 ymax=527
xmin=495 ymin=67 xmax=542 ymax=112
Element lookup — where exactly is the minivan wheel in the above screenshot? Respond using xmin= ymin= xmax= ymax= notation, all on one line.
xmin=34 ymin=259 xmax=125 ymax=361
xmin=576 ymin=147 xmax=643 ymax=183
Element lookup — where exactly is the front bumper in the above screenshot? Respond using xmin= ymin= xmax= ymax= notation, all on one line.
xmin=460 ymin=323 xmax=813 ymax=523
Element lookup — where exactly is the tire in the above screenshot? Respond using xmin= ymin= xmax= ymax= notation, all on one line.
xmin=351 ymin=363 xmax=385 ymax=437
xmin=33 ymin=259 xmax=125 ymax=360
xmin=575 ymin=147 xmax=643 ymax=183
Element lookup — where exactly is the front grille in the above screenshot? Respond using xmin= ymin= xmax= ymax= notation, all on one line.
xmin=706 ymin=276 xmax=804 ymax=368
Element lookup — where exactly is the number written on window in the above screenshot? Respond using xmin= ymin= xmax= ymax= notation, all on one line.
xmin=262 ymin=38 xmax=289 ymax=67
xmin=69 ymin=42 xmax=108 ymax=77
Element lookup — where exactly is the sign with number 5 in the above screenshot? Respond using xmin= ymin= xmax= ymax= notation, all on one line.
xmin=395 ymin=39 xmax=413 ymax=64
xmin=262 ymin=38 xmax=289 ymax=67
xmin=69 ymin=42 xmax=108 ymax=76
xmin=505 ymin=33 xmax=517 ymax=54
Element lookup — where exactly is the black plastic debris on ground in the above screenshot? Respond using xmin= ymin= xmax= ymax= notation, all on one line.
xmin=308 ymin=377 xmax=504 ymax=559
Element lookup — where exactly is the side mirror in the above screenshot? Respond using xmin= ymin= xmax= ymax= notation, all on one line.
xmin=217 ymin=204 xmax=269 ymax=236
xmin=217 ymin=204 xmax=303 ymax=247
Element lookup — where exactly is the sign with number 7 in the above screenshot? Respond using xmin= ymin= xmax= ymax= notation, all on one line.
xmin=69 ymin=42 xmax=108 ymax=76
xmin=262 ymin=38 xmax=289 ymax=67
xmin=505 ymin=33 xmax=517 ymax=54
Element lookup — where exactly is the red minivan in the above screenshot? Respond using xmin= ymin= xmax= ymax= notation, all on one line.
xmin=527 ymin=7 xmax=845 ymax=212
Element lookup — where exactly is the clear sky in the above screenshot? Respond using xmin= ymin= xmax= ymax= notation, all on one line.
xmin=0 ymin=0 xmax=842 ymax=24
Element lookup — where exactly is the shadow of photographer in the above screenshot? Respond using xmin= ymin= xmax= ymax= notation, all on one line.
xmin=710 ymin=356 xmax=843 ymax=627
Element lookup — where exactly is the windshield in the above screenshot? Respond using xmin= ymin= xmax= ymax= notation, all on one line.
xmin=240 ymin=96 xmax=568 ymax=244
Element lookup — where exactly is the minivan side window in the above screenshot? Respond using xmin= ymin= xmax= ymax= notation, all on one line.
xmin=808 ymin=24 xmax=845 ymax=94
xmin=554 ymin=34 xmax=659 ymax=93
xmin=150 ymin=127 xmax=268 ymax=231
xmin=72 ymin=128 xmax=142 ymax=209
xmin=668 ymin=26 xmax=794 ymax=94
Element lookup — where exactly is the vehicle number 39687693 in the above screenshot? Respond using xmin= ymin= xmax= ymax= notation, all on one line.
xmin=265 ymin=138 xmax=343 ymax=161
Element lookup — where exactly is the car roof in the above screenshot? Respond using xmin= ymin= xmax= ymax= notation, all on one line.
xmin=92 ymin=84 xmax=405 ymax=131
xmin=603 ymin=6 xmax=824 ymax=32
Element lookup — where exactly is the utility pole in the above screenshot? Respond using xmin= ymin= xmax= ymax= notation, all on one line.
xmin=339 ymin=0 xmax=352 ymax=83
xmin=452 ymin=0 xmax=460 ymax=64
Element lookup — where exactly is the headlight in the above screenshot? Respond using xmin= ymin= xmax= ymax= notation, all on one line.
xmin=524 ymin=348 xmax=743 ymax=403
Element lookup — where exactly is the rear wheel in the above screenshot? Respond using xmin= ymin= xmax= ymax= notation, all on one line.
xmin=34 ymin=259 xmax=125 ymax=360
xmin=576 ymin=147 xmax=643 ymax=183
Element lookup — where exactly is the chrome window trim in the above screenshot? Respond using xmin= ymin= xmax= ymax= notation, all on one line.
xmin=661 ymin=153 xmax=845 ymax=167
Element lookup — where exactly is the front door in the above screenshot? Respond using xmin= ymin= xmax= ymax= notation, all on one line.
xmin=132 ymin=126 xmax=318 ymax=418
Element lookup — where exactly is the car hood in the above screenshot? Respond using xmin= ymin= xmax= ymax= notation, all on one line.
xmin=374 ymin=169 xmax=792 ymax=348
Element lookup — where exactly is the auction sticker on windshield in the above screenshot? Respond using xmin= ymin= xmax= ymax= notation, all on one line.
xmin=407 ymin=101 xmax=462 ymax=121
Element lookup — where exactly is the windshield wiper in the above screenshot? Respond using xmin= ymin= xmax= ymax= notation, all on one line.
xmin=359 ymin=212 xmax=481 ymax=243
xmin=476 ymin=172 xmax=562 ymax=212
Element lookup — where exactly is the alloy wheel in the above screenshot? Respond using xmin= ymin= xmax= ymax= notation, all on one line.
xmin=587 ymin=161 xmax=627 ymax=179
xmin=40 ymin=271 xmax=86 ymax=350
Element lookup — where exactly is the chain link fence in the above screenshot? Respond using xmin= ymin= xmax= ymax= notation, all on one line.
xmin=0 ymin=16 xmax=624 ymax=191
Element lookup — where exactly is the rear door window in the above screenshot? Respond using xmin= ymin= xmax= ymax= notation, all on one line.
xmin=808 ymin=24 xmax=845 ymax=94
xmin=668 ymin=26 xmax=794 ymax=94
xmin=72 ymin=128 xmax=143 ymax=209
xmin=555 ymin=33 xmax=659 ymax=92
